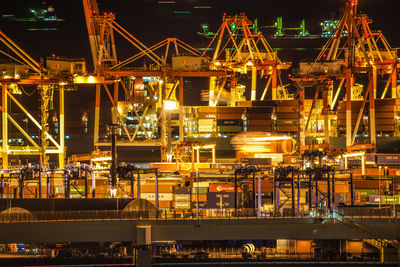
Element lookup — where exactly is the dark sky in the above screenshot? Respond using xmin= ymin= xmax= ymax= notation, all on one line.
xmin=1 ymin=0 xmax=399 ymax=68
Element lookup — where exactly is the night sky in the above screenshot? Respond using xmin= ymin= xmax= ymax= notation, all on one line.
xmin=1 ymin=0 xmax=399 ymax=69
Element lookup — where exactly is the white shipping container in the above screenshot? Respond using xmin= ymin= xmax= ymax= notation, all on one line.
xmin=198 ymin=119 xmax=215 ymax=126
xmin=174 ymin=194 xmax=191 ymax=202
xmin=199 ymin=125 xmax=214 ymax=132
xmin=193 ymin=182 xmax=212 ymax=188
xmin=55 ymin=187 xmax=65 ymax=194
xmin=173 ymin=201 xmax=191 ymax=209
xmin=140 ymin=193 xmax=173 ymax=201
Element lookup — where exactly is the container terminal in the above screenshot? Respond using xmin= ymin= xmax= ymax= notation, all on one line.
xmin=0 ymin=0 xmax=399 ymax=266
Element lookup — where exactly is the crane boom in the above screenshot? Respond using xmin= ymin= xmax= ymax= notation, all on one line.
xmin=82 ymin=0 xmax=117 ymax=71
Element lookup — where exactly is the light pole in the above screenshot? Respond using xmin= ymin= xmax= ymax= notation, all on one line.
xmin=196 ymin=168 xmax=199 ymax=220
xmin=163 ymin=100 xmax=178 ymax=162
xmin=378 ymin=166 xmax=382 ymax=209
xmin=107 ymin=124 xmax=119 ymax=198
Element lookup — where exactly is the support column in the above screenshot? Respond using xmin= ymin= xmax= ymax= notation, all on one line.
xmin=58 ymin=85 xmax=65 ymax=169
xmin=372 ymin=67 xmax=377 ymax=99
xmin=323 ymin=91 xmax=330 ymax=145
xmin=391 ymin=65 xmax=398 ymax=98
xmin=346 ymin=70 xmax=352 ymax=150
xmin=212 ymin=146 xmax=216 ymax=164
xmin=251 ymin=66 xmax=257 ymax=101
xmin=361 ymin=154 xmax=366 ymax=176
xmin=299 ymin=86 xmax=306 ymax=147
xmin=191 ymin=144 xmax=195 ymax=170
xmin=155 ymin=170 xmax=159 ymax=212
xmin=209 ymin=76 xmax=216 ymax=106
xmin=271 ymin=68 xmax=278 ymax=100
xmin=137 ymin=173 xmax=141 ymax=199
xmin=46 ymin=173 xmax=50 ymax=198
xmin=257 ymin=174 xmax=261 ymax=217
xmin=112 ymin=82 xmax=119 ymax=124
xmin=38 ymin=171 xmax=42 ymax=199
xmin=92 ymin=172 xmax=96 ymax=198
xmin=93 ymin=84 xmax=101 ymax=147
xmin=2 ymin=84 xmax=8 ymax=169
xmin=0 ymin=174 xmax=4 ymax=199
xmin=135 ymin=226 xmax=152 ymax=267
xmin=196 ymin=147 xmax=200 ymax=163
xmin=349 ymin=172 xmax=354 ymax=205
xmin=369 ymin=71 xmax=376 ymax=150
xmin=380 ymin=247 xmax=398 ymax=263
xmin=84 ymin=171 xmax=88 ymax=198
xmin=178 ymin=77 xmax=184 ymax=143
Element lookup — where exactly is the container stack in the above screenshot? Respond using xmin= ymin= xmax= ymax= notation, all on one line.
xmin=375 ymin=99 xmax=396 ymax=132
xmin=207 ymin=183 xmax=235 ymax=215
xmin=337 ymin=99 xmax=397 ymax=133
xmin=246 ymin=106 xmax=274 ymax=132
xmin=216 ymin=107 xmax=244 ymax=133
xmin=276 ymin=100 xmax=300 ymax=133
xmin=197 ymin=106 xmax=216 ymax=134
xmin=173 ymin=187 xmax=191 ymax=210
xmin=192 ymin=181 xmax=209 ymax=215
xmin=140 ymin=183 xmax=175 ymax=210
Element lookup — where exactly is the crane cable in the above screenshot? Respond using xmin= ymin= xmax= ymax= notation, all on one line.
xmin=20 ymin=85 xmax=37 ymax=97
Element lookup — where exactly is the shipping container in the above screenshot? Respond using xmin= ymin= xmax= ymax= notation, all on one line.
xmin=236 ymin=101 xmax=252 ymax=107
xmin=369 ymin=195 xmax=400 ymax=204
xmin=217 ymin=126 xmax=242 ymax=133
xmin=193 ymin=182 xmax=212 ymax=187
xmin=246 ymin=113 xmax=272 ymax=120
xmin=174 ymin=187 xmax=190 ymax=194
xmin=209 ymin=184 xmax=235 ymax=193
xmin=276 ymin=125 xmax=299 ymax=132
xmin=173 ymin=201 xmax=191 ymax=209
xmin=276 ymin=113 xmax=300 ymax=119
xmin=247 ymin=119 xmax=273 ymax=126
xmin=216 ymin=119 xmax=243 ymax=126
xmin=191 ymin=194 xmax=207 ymax=202
xmin=216 ymin=113 xmax=242 ymax=120
xmin=198 ymin=119 xmax=215 ymax=126
xmin=276 ymin=119 xmax=299 ymax=126
xmin=217 ymin=107 xmax=245 ymax=114
xmin=206 ymin=192 xmax=235 ymax=209
xmin=174 ymin=194 xmax=191 ymax=202
xmin=140 ymin=193 xmax=173 ymax=201
xmin=376 ymin=154 xmax=400 ymax=165
xmin=246 ymin=107 xmax=274 ymax=113
xmin=246 ymin=125 xmax=273 ymax=132
xmin=198 ymin=125 xmax=214 ymax=132
xmin=191 ymin=201 xmax=207 ymax=209
xmin=198 ymin=107 xmax=217 ymax=113
xmin=277 ymin=106 xmax=299 ymax=113
xmin=140 ymin=184 xmax=175 ymax=193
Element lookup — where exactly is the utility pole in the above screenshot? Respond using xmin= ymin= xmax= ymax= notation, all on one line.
xmin=107 ymin=124 xmax=119 ymax=198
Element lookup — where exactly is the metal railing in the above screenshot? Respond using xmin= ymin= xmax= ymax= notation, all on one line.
xmin=0 ymin=206 xmax=398 ymax=223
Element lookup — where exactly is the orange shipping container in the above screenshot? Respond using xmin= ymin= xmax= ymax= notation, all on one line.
xmin=150 ymin=200 xmax=172 ymax=209
xmin=191 ymin=194 xmax=207 ymax=202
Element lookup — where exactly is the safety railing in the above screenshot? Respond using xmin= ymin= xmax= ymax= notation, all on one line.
xmin=0 ymin=206 xmax=398 ymax=223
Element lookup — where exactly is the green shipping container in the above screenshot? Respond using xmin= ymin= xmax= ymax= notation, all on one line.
xmin=191 ymin=187 xmax=208 ymax=194
xmin=276 ymin=120 xmax=299 ymax=126
xmin=355 ymin=189 xmax=379 ymax=198
xmin=217 ymin=126 xmax=242 ymax=133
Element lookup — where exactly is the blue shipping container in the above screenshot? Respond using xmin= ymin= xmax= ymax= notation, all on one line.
xmin=206 ymin=192 xmax=235 ymax=209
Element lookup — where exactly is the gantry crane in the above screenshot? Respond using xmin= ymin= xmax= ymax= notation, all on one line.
xmin=290 ymin=0 xmax=399 ymax=153
xmin=203 ymin=14 xmax=291 ymax=105
xmin=0 ymin=30 xmax=67 ymax=169
xmin=81 ymin=0 xmax=226 ymax=161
